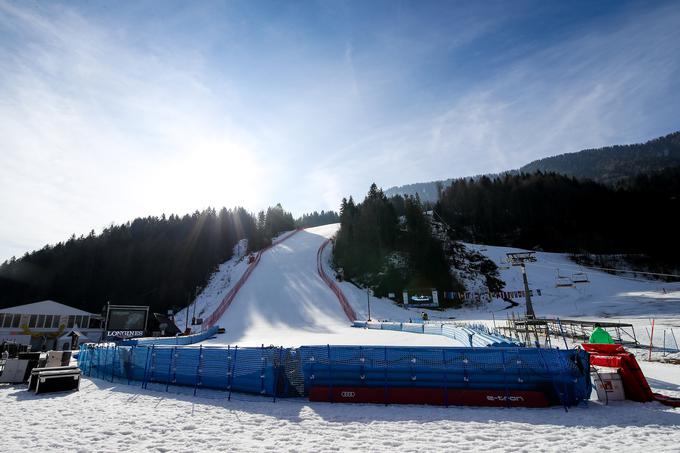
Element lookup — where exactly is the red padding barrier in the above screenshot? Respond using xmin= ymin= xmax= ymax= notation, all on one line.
xmin=204 ymin=229 xmax=301 ymax=328
xmin=317 ymin=239 xmax=357 ymax=322
xmin=309 ymin=386 xmax=550 ymax=407
xmin=583 ymin=343 xmax=680 ymax=407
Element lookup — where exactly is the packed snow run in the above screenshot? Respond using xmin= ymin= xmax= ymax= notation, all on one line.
xmin=177 ymin=224 xmax=463 ymax=347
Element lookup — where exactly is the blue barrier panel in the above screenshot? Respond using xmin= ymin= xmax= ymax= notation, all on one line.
xmin=298 ymin=345 xmax=591 ymax=407
xmin=78 ymin=343 xmax=590 ymax=407
xmin=78 ymin=343 xmax=280 ymax=396
xmin=353 ymin=321 xmax=519 ymax=347
xmin=121 ymin=326 xmax=219 ymax=346
xmin=424 ymin=323 xmax=443 ymax=335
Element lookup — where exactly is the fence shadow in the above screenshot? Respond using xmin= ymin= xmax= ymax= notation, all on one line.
xmin=81 ymin=377 xmax=680 ymax=430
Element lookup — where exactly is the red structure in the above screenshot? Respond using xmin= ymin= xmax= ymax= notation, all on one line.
xmin=204 ymin=229 xmax=301 ymax=328
xmin=583 ymin=343 xmax=680 ymax=407
xmin=316 ymin=239 xmax=357 ymax=322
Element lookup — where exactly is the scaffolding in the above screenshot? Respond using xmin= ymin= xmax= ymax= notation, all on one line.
xmin=498 ymin=316 xmax=638 ymax=348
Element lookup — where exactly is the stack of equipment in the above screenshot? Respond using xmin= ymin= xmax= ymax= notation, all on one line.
xmin=28 ymin=365 xmax=82 ymax=394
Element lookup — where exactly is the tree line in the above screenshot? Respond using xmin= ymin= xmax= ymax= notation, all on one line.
xmin=333 ymin=184 xmax=461 ymax=303
xmin=295 ymin=210 xmax=339 ymax=228
xmin=435 ymin=167 xmax=680 ymax=264
xmin=0 ymin=204 xmax=298 ymax=315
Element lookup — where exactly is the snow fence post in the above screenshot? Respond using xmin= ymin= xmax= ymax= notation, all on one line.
xmin=663 ymin=330 xmax=667 ymax=357
xmin=228 ymin=345 xmax=238 ymax=401
xmin=194 ymin=345 xmax=203 ymax=396
xmin=141 ymin=346 xmax=151 ymax=389
xmin=128 ymin=346 xmax=135 ymax=385
xmin=88 ymin=344 xmax=95 ymax=377
xmin=672 ymin=329 xmax=680 ymax=353
xmin=225 ymin=345 xmax=231 ymax=395
xmin=648 ymin=319 xmax=655 ymax=361
xmin=110 ymin=346 xmax=117 ymax=383
xmin=501 ymin=349 xmax=510 ymax=408
xmin=557 ymin=318 xmax=569 ymax=350
xmin=273 ymin=346 xmax=283 ymax=403
xmin=359 ymin=346 xmax=365 ymax=388
xmin=260 ymin=344 xmax=266 ymax=396
xmin=327 ymin=344 xmax=333 ymax=403
xmin=442 ymin=348 xmax=449 ymax=407
xmin=102 ymin=344 xmax=109 ymax=380
xmin=166 ymin=346 xmax=176 ymax=392
xmin=383 ymin=346 xmax=388 ymax=406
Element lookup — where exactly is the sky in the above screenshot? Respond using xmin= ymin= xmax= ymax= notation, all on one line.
xmin=1 ymin=0 xmax=679 ymax=261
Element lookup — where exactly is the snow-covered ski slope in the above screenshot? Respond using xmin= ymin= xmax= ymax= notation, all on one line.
xmin=202 ymin=224 xmax=458 ymax=347
xmin=463 ymin=243 xmax=680 ymax=320
xmin=179 ymin=223 xmax=680 ymax=349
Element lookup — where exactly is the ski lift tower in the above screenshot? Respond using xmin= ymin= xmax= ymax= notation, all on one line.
xmin=506 ymin=252 xmax=537 ymax=319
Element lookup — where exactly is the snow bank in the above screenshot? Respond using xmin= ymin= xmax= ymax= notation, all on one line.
xmin=2 ymin=375 xmax=680 ymax=452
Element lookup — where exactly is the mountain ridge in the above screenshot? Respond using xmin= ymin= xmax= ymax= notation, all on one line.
xmin=385 ymin=130 xmax=680 ymax=201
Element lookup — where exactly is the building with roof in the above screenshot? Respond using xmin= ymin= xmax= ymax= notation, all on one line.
xmin=0 ymin=300 xmax=103 ymax=350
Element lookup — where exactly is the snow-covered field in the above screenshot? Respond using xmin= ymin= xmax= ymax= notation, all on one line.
xmin=5 ymin=224 xmax=680 ymax=452
xmin=2 ymin=369 xmax=680 ymax=452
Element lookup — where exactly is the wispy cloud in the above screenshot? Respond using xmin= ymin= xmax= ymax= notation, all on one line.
xmin=424 ymin=2 xmax=680 ymax=176
xmin=0 ymin=1 xmax=266 ymax=260
xmin=1 ymin=1 xmax=679 ymax=261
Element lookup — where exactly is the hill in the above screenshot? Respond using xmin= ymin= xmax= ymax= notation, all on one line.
xmin=385 ymin=131 xmax=680 ymax=201
xmin=519 ymin=131 xmax=680 ymax=184
xmin=0 ymin=205 xmax=296 ymax=314
xmin=435 ymin=168 xmax=680 ymax=266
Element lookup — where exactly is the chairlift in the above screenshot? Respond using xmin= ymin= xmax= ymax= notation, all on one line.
xmin=555 ymin=269 xmax=574 ymax=288
xmin=572 ymin=272 xmax=590 ymax=283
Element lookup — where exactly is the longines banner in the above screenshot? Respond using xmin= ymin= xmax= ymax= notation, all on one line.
xmin=107 ymin=330 xmax=144 ymax=338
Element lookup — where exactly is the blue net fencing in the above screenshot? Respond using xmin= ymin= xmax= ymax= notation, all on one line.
xmin=77 ymin=343 xmax=303 ymax=398
xmin=121 ymin=326 xmax=219 ymax=346
xmin=78 ymin=343 xmax=591 ymax=407
xmin=299 ymin=345 xmax=591 ymax=407
xmin=352 ymin=321 xmax=519 ymax=347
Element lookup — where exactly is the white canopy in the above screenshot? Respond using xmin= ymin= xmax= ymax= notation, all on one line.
xmin=0 ymin=300 xmax=95 ymax=316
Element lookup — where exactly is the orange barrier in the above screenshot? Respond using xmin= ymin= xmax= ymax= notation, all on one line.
xmin=316 ymin=239 xmax=357 ymax=322
xmin=583 ymin=343 xmax=680 ymax=407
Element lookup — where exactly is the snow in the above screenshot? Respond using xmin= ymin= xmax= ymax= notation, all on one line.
xmin=458 ymin=243 xmax=680 ymax=362
xmin=466 ymin=243 xmax=680 ymax=321
xmin=4 ymin=230 xmax=680 ymax=450
xmin=176 ymin=225 xmax=680 ymax=358
xmin=2 ymin=373 xmax=680 ymax=452
xmin=174 ymin=239 xmax=250 ymax=330
xmin=202 ymin=224 xmax=460 ymax=347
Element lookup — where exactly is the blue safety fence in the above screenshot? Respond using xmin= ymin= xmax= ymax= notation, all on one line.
xmin=352 ymin=321 xmax=519 ymax=347
xmin=77 ymin=343 xmax=298 ymax=398
xmin=121 ymin=326 xmax=219 ymax=346
xmin=299 ymin=345 xmax=591 ymax=407
xmin=78 ymin=343 xmax=590 ymax=407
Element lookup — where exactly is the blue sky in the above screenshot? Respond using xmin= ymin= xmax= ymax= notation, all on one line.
xmin=1 ymin=0 xmax=679 ymax=261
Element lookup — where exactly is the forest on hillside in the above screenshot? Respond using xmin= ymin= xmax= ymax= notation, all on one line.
xmin=386 ymin=130 xmax=680 ymax=201
xmin=295 ymin=210 xmax=339 ymax=228
xmin=435 ymin=167 xmax=680 ymax=266
xmin=0 ymin=204 xmax=296 ymax=314
xmin=333 ymin=184 xmax=462 ymax=303
xmin=520 ymin=131 xmax=680 ymax=184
